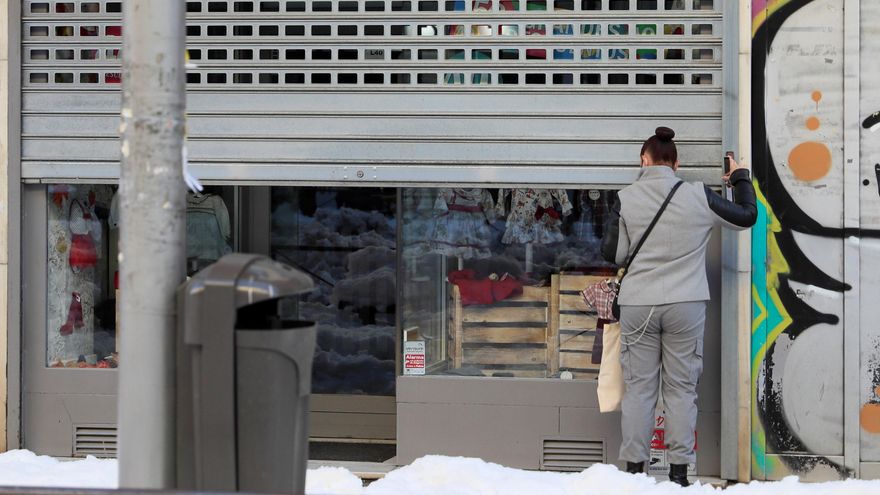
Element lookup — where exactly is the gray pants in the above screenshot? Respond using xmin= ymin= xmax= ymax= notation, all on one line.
xmin=618 ymin=301 xmax=706 ymax=465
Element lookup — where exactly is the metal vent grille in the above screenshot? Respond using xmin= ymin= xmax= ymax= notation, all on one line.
xmin=74 ymin=425 xmax=117 ymax=457
xmin=541 ymin=438 xmax=605 ymax=472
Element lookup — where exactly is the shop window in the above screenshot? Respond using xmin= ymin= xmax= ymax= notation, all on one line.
xmin=234 ymin=2 xmax=255 ymax=12
xmin=55 ymin=26 xmax=75 ymax=36
xmin=500 ymin=0 xmax=519 ymax=10
xmin=553 ymin=49 xmax=574 ymax=60
xmin=498 ymin=73 xmax=519 ymax=84
xmin=80 ymin=26 xmax=100 ymax=37
xmin=30 ymin=73 xmax=49 ymax=83
xmin=608 ymin=49 xmax=629 ymax=60
xmin=637 ymin=0 xmax=657 ymax=9
xmin=526 ymin=0 xmax=547 ymax=9
xmin=664 ymin=48 xmax=684 ymax=60
xmin=260 ymin=25 xmax=280 ymax=36
xmin=444 ymin=73 xmax=465 ymax=85
xmin=420 ymin=1 xmax=440 ymax=10
xmin=555 ymin=0 xmax=574 ymax=10
xmin=608 ymin=73 xmax=629 ymax=84
xmin=81 ymin=2 xmax=101 ymax=13
xmin=259 ymin=49 xmax=279 ymax=60
xmin=106 ymin=48 xmax=121 ymax=59
xmin=311 ymin=25 xmax=332 ymax=36
xmin=338 ymin=25 xmax=358 ymax=36
xmin=391 ymin=49 xmax=412 ymax=60
xmin=106 ymin=2 xmax=122 ymax=12
xmin=446 ymin=25 xmax=465 ymax=36
xmin=208 ymin=2 xmax=227 ymax=12
xmin=260 ymin=1 xmax=280 ymax=11
xmin=446 ymin=49 xmax=466 ymax=60
xmin=609 ymin=0 xmax=628 ymax=9
xmin=367 ymin=73 xmax=388 ymax=83
xmin=664 ymin=24 xmax=685 ymax=35
xmin=105 ymin=73 xmax=122 ymax=84
xmin=499 ymin=49 xmax=519 ymax=59
xmin=692 ymin=24 xmax=713 ymax=35
xmin=79 ymin=73 xmax=99 ymax=83
xmin=188 ymin=49 xmax=203 ymax=60
xmin=636 ymin=24 xmax=657 ymax=35
xmin=499 ymin=25 xmax=518 ymax=36
xmin=286 ymin=49 xmax=305 ymax=59
xmin=56 ymin=2 xmax=75 ymax=13
xmin=187 ymin=1 xmax=203 ymax=12
xmin=692 ymin=73 xmax=713 ymax=85
xmin=692 ymin=48 xmax=714 ymax=60
xmin=105 ymin=26 xmax=122 ymax=36
xmin=580 ymin=73 xmax=601 ymax=84
xmin=45 ymin=185 xmax=236 ymax=369
xmin=312 ymin=73 xmax=332 ymax=84
xmin=400 ymin=187 xmax=619 ymax=379
xmin=312 ymin=49 xmax=332 ymax=60
xmin=552 ymin=73 xmax=573 ymax=84
xmin=365 ymin=49 xmax=385 ymax=60
xmin=208 ymin=49 xmax=227 ymax=60
xmin=286 ymin=25 xmax=305 ymax=36
xmin=187 ymin=73 xmax=201 ymax=84
xmin=608 ymin=24 xmax=629 ymax=35
xmin=30 ymin=49 xmax=50 ymax=60
xmin=581 ymin=49 xmax=601 ymax=60
xmin=525 ymin=24 xmax=546 ymax=36
xmin=234 ymin=49 xmax=254 ymax=60
xmin=473 ymin=0 xmax=492 ymax=10
xmin=312 ymin=1 xmax=332 ymax=11
xmin=553 ymin=24 xmax=574 ymax=35
xmin=472 ymin=49 xmax=492 ymax=60
xmin=285 ymin=73 xmax=305 ymax=83
xmin=418 ymin=49 xmax=438 ymax=60
xmin=636 ymin=48 xmax=657 ymax=60
xmin=56 ymin=49 xmax=75 ymax=60
xmin=364 ymin=25 xmax=385 ymax=36
xmin=186 ymin=26 xmax=201 ymax=36
xmin=286 ymin=1 xmax=306 ymax=11
xmin=259 ymin=73 xmax=279 ymax=83
xmin=581 ymin=0 xmax=601 ymax=9
xmin=665 ymin=0 xmax=685 ymax=9
xmin=391 ymin=25 xmax=410 ymax=36
xmin=526 ymin=49 xmax=546 ymax=60
xmin=693 ymin=0 xmax=713 ymax=9
xmin=339 ymin=1 xmax=359 ymax=11
xmin=31 ymin=3 xmax=50 ymax=13
xmin=581 ymin=24 xmax=600 ymax=35
xmin=207 ymin=25 xmax=227 ymax=36
xmin=472 ymin=73 xmax=491 ymax=84
xmin=473 ymin=24 xmax=493 ymax=36
xmin=365 ymin=1 xmax=386 ymax=11
xmin=81 ymin=49 xmax=100 ymax=60
xmin=30 ymin=26 xmax=49 ymax=37
xmin=392 ymin=1 xmax=413 ymax=10
xmin=339 ymin=49 xmax=359 ymax=60
xmin=233 ymin=73 xmax=253 ymax=83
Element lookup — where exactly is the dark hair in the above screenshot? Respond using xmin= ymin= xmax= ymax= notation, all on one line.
xmin=640 ymin=126 xmax=678 ymax=166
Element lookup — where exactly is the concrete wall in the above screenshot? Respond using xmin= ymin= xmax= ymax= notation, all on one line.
xmin=0 ymin=0 xmax=10 ymax=452
xmin=750 ymin=0 xmax=880 ymax=480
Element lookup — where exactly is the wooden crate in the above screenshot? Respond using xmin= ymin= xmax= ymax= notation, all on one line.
xmin=550 ymin=274 xmax=608 ymax=380
xmin=450 ymin=284 xmax=552 ymax=378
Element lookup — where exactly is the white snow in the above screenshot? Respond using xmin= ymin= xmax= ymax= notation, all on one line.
xmin=2 ymin=450 xmax=880 ymax=495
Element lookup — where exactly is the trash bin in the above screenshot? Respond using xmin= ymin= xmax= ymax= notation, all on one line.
xmin=176 ymin=253 xmax=316 ymax=494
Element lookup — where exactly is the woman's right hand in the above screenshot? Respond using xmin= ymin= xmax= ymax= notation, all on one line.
xmin=723 ymin=155 xmax=744 ymax=186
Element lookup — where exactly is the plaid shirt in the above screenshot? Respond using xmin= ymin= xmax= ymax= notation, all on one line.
xmin=582 ymin=279 xmax=619 ymax=322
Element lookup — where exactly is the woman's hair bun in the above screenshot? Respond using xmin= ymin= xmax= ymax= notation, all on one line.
xmin=655 ymin=126 xmax=675 ymax=142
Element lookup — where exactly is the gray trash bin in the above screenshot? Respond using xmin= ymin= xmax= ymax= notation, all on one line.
xmin=176 ymin=253 xmax=316 ymax=494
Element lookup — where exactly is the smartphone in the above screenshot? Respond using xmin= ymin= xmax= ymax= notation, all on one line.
xmin=723 ymin=151 xmax=734 ymax=174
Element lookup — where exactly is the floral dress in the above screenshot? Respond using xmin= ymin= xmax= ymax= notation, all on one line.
xmin=431 ymin=188 xmax=496 ymax=259
xmin=496 ymin=188 xmax=573 ymax=244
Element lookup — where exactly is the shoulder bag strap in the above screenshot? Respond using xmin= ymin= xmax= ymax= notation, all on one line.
xmin=619 ymin=180 xmax=684 ymax=281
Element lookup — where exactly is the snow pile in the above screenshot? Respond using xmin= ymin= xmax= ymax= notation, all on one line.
xmin=306 ymin=466 xmax=363 ymax=495
xmin=0 ymin=450 xmax=116 ymax=488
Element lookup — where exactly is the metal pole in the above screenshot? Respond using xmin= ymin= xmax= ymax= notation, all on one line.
xmin=118 ymin=0 xmax=186 ymax=488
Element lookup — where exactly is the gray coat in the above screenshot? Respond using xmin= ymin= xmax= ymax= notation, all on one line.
xmin=601 ymin=166 xmax=757 ymax=306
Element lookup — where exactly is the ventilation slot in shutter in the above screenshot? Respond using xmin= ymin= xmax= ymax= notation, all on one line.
xmin=541 ymin=438 xmax=605 ymax=472
xmin=74 ymin=425 xmax=117 ymax=457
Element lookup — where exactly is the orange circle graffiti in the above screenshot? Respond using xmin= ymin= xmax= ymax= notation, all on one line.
xmin=861 ymin=403 xmax=880 ymax=434
xmin=787 ymin=142 xmax=832 ymax=182
xmin=806 ymin=117 xmax=820 ymax=130
xmin=811 ymin=91 xmax=822 ymax=103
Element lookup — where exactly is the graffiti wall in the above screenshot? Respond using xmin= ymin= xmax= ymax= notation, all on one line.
xmin=751 ymin=0 xmax=880 ymax=480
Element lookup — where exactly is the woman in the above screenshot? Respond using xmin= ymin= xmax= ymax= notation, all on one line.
xmin=601 ymin=127 xmax=756 ymax=486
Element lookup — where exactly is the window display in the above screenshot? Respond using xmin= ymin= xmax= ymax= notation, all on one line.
xmin=401 ymin=187 xmax=619 ymax=380
xmin=46 ymin=184 xmax=236 ymax=368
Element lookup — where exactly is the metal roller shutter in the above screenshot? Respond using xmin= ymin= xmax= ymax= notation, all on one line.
xmin=21 ymin=0 xmax=724 ymax=184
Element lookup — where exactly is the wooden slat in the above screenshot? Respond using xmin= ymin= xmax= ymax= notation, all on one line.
xmin=559 ymin=333 xmax=596 ymax=351
xmin=463 ymin=347 xmax=546 ymax=365
xmin=463 ymin=306 xmax=547 ymax=324
xmin=560 ymin=293 xmax=591 ymax=312
xmin=571 ymin=370 xmax=600 ymax=380
xmin=463 ymin=327 xmax=547 ymax=344
xmin=559 ymin=275 xmax=608 ymax=292
xmin=548 ymin=275 xmax=560 ymax=375
xmin=559 ymin=313 xmax=599 ymax=330
xmin=453 ymin=285 xmax=463 ymax=369
xmin=505 ymin=285 xmax=549 ymax=303
xmin=560 ymin=351 xmax=601 ymax=371
xmin=474 ymin=369 xmax=549 ymax=378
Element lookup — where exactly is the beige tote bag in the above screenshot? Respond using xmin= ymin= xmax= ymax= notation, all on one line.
xmin=597 ymin=321 xmax=624 ymax=413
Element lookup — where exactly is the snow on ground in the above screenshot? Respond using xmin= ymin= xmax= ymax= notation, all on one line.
xmin=2 ymin=450 xmax=880 ymax=495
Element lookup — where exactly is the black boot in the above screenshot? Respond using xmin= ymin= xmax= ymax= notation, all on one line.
xmin=668 ymin=464 xmax=690 ymax=487
xmin=625 ymin=461 xmax=645 ymax=474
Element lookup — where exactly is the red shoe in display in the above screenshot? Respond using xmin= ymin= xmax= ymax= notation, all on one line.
xmin=59 ymin=292 xmax=84 ymax=336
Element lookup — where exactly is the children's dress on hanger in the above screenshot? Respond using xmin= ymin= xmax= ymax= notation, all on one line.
xmin=430 ymin=188 xmax=495 ymax=259
xmin=496 ymin=188 xmax=573 ymax=244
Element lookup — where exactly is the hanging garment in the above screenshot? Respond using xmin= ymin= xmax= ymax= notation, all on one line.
xmin=496 ymin=188 xmax=573 ymax=244
xmin=430 ymin=188 xmax=496 ymax=259
xmin=186 ymin=192 xmax=232 ymax=265
xmin=68 ymin=199 xmax=98 ymax=271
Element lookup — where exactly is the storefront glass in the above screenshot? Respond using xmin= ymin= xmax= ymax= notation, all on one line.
xmin=270 ymin=187 xmax=397 ymax=396
xmin=45 ymin=184 xmax=236 ymax=368
xmin=400 ymin=187 xmax=619 ymax=379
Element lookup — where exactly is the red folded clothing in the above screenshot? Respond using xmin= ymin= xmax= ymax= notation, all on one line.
xmin=448 ymin=270 xmax=524 ymax=306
